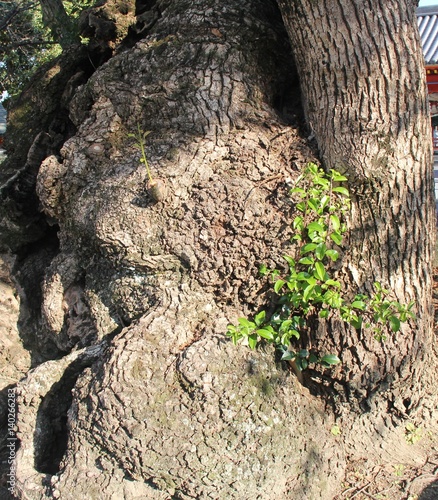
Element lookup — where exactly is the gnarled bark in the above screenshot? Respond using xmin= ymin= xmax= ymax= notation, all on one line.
xmin=0 ymin=0 xmax=436 ymax=498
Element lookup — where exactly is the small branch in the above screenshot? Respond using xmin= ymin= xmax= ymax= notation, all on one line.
xmin=0 ymin=1 xmax=39 ymax=31
xmin=350 ymin=482 xmax=371 ymax=499
xmin=0 ymin=40 xmax=58 ymax=51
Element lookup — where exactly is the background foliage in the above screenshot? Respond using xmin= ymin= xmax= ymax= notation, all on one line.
xmin=0 ymin=0 xmax=91 ymax=99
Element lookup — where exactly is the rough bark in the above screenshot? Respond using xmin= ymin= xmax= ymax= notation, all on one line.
xmin=276 ymin=0 xmax=437 ymax=409
xmin=273 ymin=0 xmax=438 ymax=482
xmin=0 ymin=0 xmax=436 ymax=498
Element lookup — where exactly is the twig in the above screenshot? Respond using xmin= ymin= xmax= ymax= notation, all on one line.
xmin=361 ymin=490 xmax=380 ymax=500
xmin=242 ymin=174 xmax=283 ymax=212
xmin=340 ymin=485 xmax=356 ymax=497
xmin=350 ymin=483 xmax=371 ymax=499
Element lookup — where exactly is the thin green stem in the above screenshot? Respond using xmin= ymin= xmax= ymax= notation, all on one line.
xmin=136 ymin=124 xmax=153 ymax=182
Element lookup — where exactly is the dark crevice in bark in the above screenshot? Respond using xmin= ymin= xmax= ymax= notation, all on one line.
xmin=419 ymin=479 xmax=438 ymax=500
xmin=33 ymin=352 xmax=101 ymax=475
xmin=123 ymin=0 xmax=162 ymax=49
xmin=136 ymin=0 xmax=160 ymax=16
xmin=33 ymin=363 xmax=79 ymax=474
xmin=13 ymin=226 xmax=62 ymax=365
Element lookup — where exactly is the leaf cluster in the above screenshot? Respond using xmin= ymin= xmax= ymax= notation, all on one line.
xmin=227 ymin=163 xmax=415 ymax=371
xmin=404 ymin=422 xmax=422 ymax=445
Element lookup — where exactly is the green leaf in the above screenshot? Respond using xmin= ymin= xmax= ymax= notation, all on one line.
xmin=321 ymin=354 xmax=341 ymax=366
xmin=329 ymin=214 xmax=341 ymax=231
xmin=374 ymin=282 xmax=383 ymax=292
xmin=319 ymin=309 xmax=329 ymax=318
xmin=290 ymin=187 xmax=306 ymax=196
xmin=281 ymin=350 xmax=296 ymax=361
xmin=286 ymin=281 xmax=298 ymax=292
xmin=315 ymin=243 xmax=327 ymax=260
xmin=296 ymin=271 xmax=311 ymax=281
xmin=274 ymin=279 xmax=285 ymax=294
xmin=305 ymin=276 xmax=317 ymax=286
xmin=351 ymin=300 xmax=366 ymax=310
xmin=279 ymin=320 xmax=292 ymax=333
xmin=314 ymin=261 xmax=326 ymax=281
xmin=293 ymin=216 xmax=304 ymax=230
xmin=330 ymin=170 xmax=348 ymax=182
xmin=296 ymin=202 xmax=306 ymax=212
xmin=257 ymin=328 xmax=275 ymax=340
xmin=313 ymin=176 xmax=330 ymax=189
xmin=389 ymin=315 xmax=401 ymax=332
xmin=238 ymin=318 xmax=254 ymax=329
xmin=303 ymin=283 xmax=315 ymax=302
xmin=309 ymin=353 xmax=318 ymax=364
xmin=350 ymin=317 xmax=363 ymax=330
xmin=332 ymin=186 xmax=350 ymax=196
xmin=283 ymin=255 xmax=296 ymax=269
xmin=298 ymin=349 xmax=309 ymax=358
xmin=254 ymin=310 xmax=266 ymax=326
xmin=306 ymin=163 xmax=319 ymax=175
xmin=330 ymin=231 xmax=343 ymax=245
xmin=248 ymin=334 xmax=258 ymax=349
xmin=298 ymin=257 xmax=314 ymax=265
xmin=405 ymin=422 xmax=416 ymax=432
xmin=323 ymin=289 xmax=343 ymax=308
xmin=325 ymin=249 xmax=339 ymax=262
xmin=307 ymin=199 xmax=319 ymax=213
xmin=307 ymin=222 xmax=325 ymax=234
xmin=259 ymin=264 xmax=269 ymax=276
xmin=330 ymin=424 xmax=342 ymax=436
xmin=301 ymin=243 xmax=318 ymax=254
xmin=325 ymin=279 xmax=341 ymax=288
xmin=289 ymin=329 xmax=300 ymax=340
xmin=226 ymin=325 xmax=241 ymax=344
xmin=294 ymin=357 xmax=304 ymax=371
xmin=320 ymin=195 xmax=330 ymax=211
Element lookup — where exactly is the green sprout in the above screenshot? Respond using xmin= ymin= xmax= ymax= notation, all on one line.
xmin=129 ymin=125 xmax=153 ymax=182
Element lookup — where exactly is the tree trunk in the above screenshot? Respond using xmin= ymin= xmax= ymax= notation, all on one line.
xmin=0 ymin=0 xmax=437 ymax=498
xmin=39 ymin=0 xmax=79 ymax=48
xmin=276 ymin=0 xmax=437 ymax=412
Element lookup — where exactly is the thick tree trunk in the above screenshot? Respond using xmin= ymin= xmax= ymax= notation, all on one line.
xmin=3 ymin=0 xmax=349 ymax=498
xmin=277 ymin=0 xmax=437 ymax=413
xmin=0 ymin=0 xmax=437 ymax=498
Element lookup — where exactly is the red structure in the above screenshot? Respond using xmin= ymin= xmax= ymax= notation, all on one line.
xmin=427 ymin=65 xmax=438 ymax=153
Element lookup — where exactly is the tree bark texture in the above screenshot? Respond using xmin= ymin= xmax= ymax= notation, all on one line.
xmin=0 ymin=0 xmax=436 ymax=498
xmin=277 ymin=0 xmax=437 ymax=414
xmin=2 ymin=0 xmax=349 ymax=498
